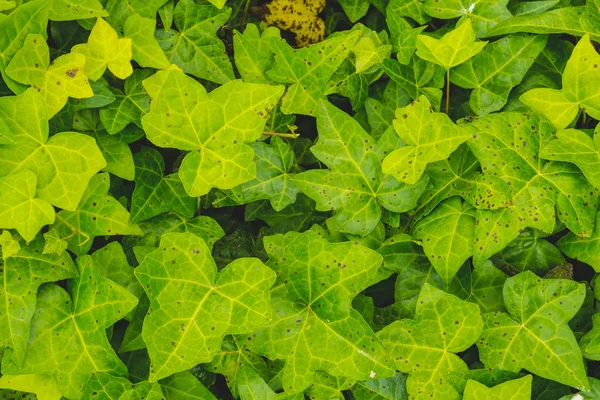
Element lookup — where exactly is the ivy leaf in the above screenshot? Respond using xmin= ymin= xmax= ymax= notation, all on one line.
xmin=423 ymin=0 xmax=512 ymax=37
xmin=234 ymin=23 xmax=281 ymax=84
xmin=82 ymin=373 xmax=164 ymax=399
xmin=160 ymin=371 xmax=217 ymax=400
xmin=0 ymin=235 xmax=77 ymax=367
xmin=237 ymin=364 xmax=301 ymax=400
xmin=255 ymin=0 xmax=325 ymax=47
xmin=415 ymin=19 xmax=488 ymax=70
xmin=387 ymin=0 xmax=430 ymax=25
xmin=217 ymin=137 xmax=299 ymax=212
xmin=47 ymin=0 xmax=108 ymax=21
xmin=364 ymin=80 xmax=411 ymax=140
xmin=99 ymin=69 xmax=151 ymax=134
xmin=463 ymin=375 xmax=532 ymax=400
xmin=292 ymin=101 xmax=428 ymax=237
xmin=0 ymin=0 xmax=49 ymax=93
xmin=135 ymin=231 xmax=276 ymax=381
xmin=104 ymin=0 xmax=169 ymax=31
xmin=156 ymin=0 xmax=234 ymax=84
xmin=580 ymin=313 xmax=600 ymax=360
xmin=451 ymin=34 xmax=548 ymax=115
xmin=350 ymin=373 xmax=409 ymax=400
xmin=2 ymin=255 xmax=138 ymax=399
xmin=493 ymin=230 xmax=565 ymax=276
xmin=0 ymin=230 xmax=20 ymax=259
xmin=131 ymin=147 xmax=196 ymax=224
xmin=477 ymin=271 xmax=589 ymax=390
xmin=266 ymin=31 xmax=361 ymax=116
xmin=557 ymin=211 xmax=600 ymax=272
xmin=397 ymin=26 xmax=427 ymax=65
xmin=521 ymin=34 xmax=600 ymax=129
xmin=414 ymin=197 xmax=475 ymax=284
xmin=382 ymin=95 xmax=471 ymax=185
xmin=0 ymin=170 xmax=55 ymax=242
xmin=5 ymin=33 xmax=93 ymax=118
xmin=306 ymin=371 xmax=355 ymax=400
xmin=53 ymin=173 xmax=143 ymax=255
xmin=377 ymin=284 xmax=484 ymax=400
xmin=483 ymin=5 xmax=600 ymax=43
xmin=381 ymin=55 xmax=444 ymax=106
xmin=0 ymin=374 xmax=62 ymax=400
xmin=141 ymin=66 xmax=283 ymax=196
xmin=465 ymin=112 xmax=598 ymax=266
xmin=72 ymin=18 xmax=133 ymax=81
xmin=352 ymin=27 xmax=392 ymax=73
xmin=90 ymin=242 xmax=142 ymax=303
xmin=247 ymin=231 xmax=395 ymax=393
xmin=123 ymin=13 xmax=170 ymax=70
xmin=42 ymin=229 xmax=67 ymax=256
xmin=73 ymin=109 xmax=137 ymax=181
xmin=0 ymin=89 xmax=106 ymax=211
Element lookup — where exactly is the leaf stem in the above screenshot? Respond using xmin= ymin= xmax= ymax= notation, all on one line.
xmin=263 ymin=131 xmax=299 ymax=139
xmin=240 ymin=0 xmax=251 ymax=29
xmin=583 ymin=109 xmax=587 ymax=126
xmin=445 ymin=69 xmax=450 ymax=115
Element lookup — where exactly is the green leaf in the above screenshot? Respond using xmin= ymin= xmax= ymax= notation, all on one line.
xmin=338 ymin=0 xmax=371 ymax=22
xmin=42 ymin=228 xmax=67 ymax=256
xmin=217 ymin=137 xmax=299 ymax=212
xmin=352 ymin=27 xmax=392 ymax=73
xmin=557 ymin=211 xmax=600 ymax=272
xmin=159 ymin=371 xmax=217 ymax=400
xmin=350 ymin=373 xmax=409 ymax=400
xmin=465 ymin=112 xmax=598 ymax=266
xmin=123 ymin=13 xmax=170 ymax=70
xmin=423 ymin=0 xmax=512 ymax=37
xmin=364 ymin=80 xmax=411 ymax=140
xmin=414 ymin=197 xmax=475 ymax=283
xmin=72 ymin=18 xmax=133 ymax=81
xmin=5 ymin=33 xmax=93 ymax=118
xmin=2 ymin=255 xmax=137 ymax=399
xmin=382 ymin=95 xmax=471 ymax=184
xmin=293 ymin=101 xmax=428 ymax=237
xmin=387 ymin=0 xmax=430 ymax=25
xmin=246 ymin=231 xmax=395 ymax=393
xmin=135 ymin=231 xmax=276 ymax=381
xmin=90 ymin=242 xmax=142 ymax=302
xmin=483 ymin=5 xmax=600 ymax=43
xmin=451 ymin=34 xmax=548 ymax=115
xmin=477 ymin=271 xmax=589 ymax=390
xmin=0 ymin=170 xmax=55 ymax=242
xmin=558 ymin=378 xmax=600 ymax=400
xmin=237 ymin=364 xmax=300 ymax=400
xmin=521 ymin=34 xmax=600 ymax=129
xmin=381 ymin=55 xmax=444 ymax=105
xmin=580 ymin=313 xmax=600 ymax=360
xmin=141 ymin=65 xmax=284 ymax=196
xmin=377 ymin=284 xmax=484 ymax=400
xmin=463 ymin=375 xmax=532 ymax=400
xmin=104 ymin=0 xmax=169 ymax=31
xmin=0 ymin=235 xmax=77 ymax=367
xmin=266 ymin=31 xmax=361 ymax=115
xmin=99 ymin=69 xmax=151 ymax=135
xmin=131 ymin=147 xmax=196 ymax=223
xmin=53 ymin=173 xmax=142 ymax=255
xmin=397 ymin=26 xmax=426 ymax=65
xmin=0 ymin=374 xmax=62 ymax=400
xmin=234 ymin=23 xmax=281 ymax=84
xmin=415 ymin=19 xmax=488 ymax=70
xmin=0 ymin=0 xmax=49 ymax=93
xmin=156 ymin=0 xmax=234 ymax=84
xmin=82 ymin=373 xmax=164 ymax=399
xmin=0 ymin=230 xmax=20 ymax=259
xmin=47 ymin=0 xmax=108 ymax=21
xmin=0 ymin=89 xmax=106 ymax=210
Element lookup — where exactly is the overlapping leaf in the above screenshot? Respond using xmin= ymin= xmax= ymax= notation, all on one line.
xmin=423 ymin=0 xmax=512 ymax=37
xmin=293 ymin=100 xmax=428 ymax=237
xmin=234 ymin=24 xmax=281 ymax=84
xmin=377 ymin=284 xmax=483 ymax=400
xmin=141 ymin=65 xmax=284 ymax=196
xmin=82 ymin=373 xmax=163 ymax=399
xmin=463 ymin=375 xmax=532 ymax=399
xmin=135 ymin=232 xmax=276 ymax=381
xmin=246 ymin=231 xmax=395 ymax=394
xmin=2 ymin=256 xmax=138 ymax=399
xmin=477 ymin=271 xmax=589 ymax=390
xmin=123 ymin=13 xmax=170 ymax=70
xmin=0 ymin=89 xmax=106 ymax=210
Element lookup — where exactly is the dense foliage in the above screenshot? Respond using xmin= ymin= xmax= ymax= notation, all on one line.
xmin=3 ymin=0 xmax=600 ymax=399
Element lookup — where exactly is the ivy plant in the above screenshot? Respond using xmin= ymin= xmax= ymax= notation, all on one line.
xmin=2 ymin=1 xmax=600 ymax=399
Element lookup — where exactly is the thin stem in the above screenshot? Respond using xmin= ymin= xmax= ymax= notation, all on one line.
xmin=263 ymin=131 xmax=299 ymax=139
xmin=240 ymin=0 xmax=251 ymax=29
xmin=445 ymin=69 xmax=451 ymax=115
xmin=583 ymin=109 xmax=588 ymax=126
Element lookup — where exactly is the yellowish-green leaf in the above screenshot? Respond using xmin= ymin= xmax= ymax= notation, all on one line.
xmin=42 ymin=228 xmax=67 ymax=256
xmin=6 ymin=33 xmax=93 ymax=118
xmin=463 ymin=375 xmax=532 ymax=400
xmin=141 ymin=66 xmax=284 ymax=196
xmin=416 ymin=19 xmax=487 ymax=70
xmin=135 ymin=232 xmax=276 ymax=381
xmin=123 ymin=13 xmax=170 ymax=70
xmin=0 ymin=89 xmax=106 ymax=210
xmin=82 ymin=373 xmax=164 ymax=400
xmin=0 ymin=230 xmax=20 ymax=259
xmin=382 ymin=95 xmax=471 ymax=184
xmin=521 ymin=34 xmax=600 ymax=129
xmin=0 ymin=374 xmax=61 ymax=400
xmin=0 ymin=170 xmax=55 ymax=242
xmin=233 ymin=23 xmax=281 ymax=84
xmin=48 ymin=0 xmax=108 ymax=21
xmin=72 ymin=18 xmax=133 ymax=81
